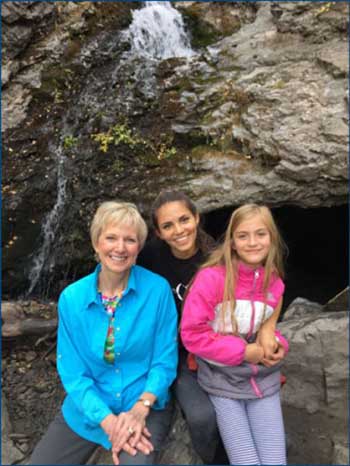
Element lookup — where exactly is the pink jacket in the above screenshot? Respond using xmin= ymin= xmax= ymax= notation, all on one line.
xmin=181 ymin=263 xmax=288 ymax=367
xmin=181 ymin=263 xmax=288 ymax=399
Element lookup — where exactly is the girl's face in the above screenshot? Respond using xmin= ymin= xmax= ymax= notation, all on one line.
xmin=232 ymin=214 xmax=271 ymax=268
xmin=94 ymin=223 xmax=140 ymax=277
xmin=155 ymin=201 xmax=200 ymax=259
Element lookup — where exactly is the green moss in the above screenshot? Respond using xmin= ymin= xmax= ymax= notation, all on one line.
xmin=111 ymin=159 xmax=125 ymax=174
xmin=170 ymin=77 xmax=193 ymax=93
xmin=35 ymin=65 xmax=76 ymax=105
xmin=314 ymin=2 xmax=337 ymax=17
xmin=271 ymin=79 xmax=286 ymax=89
xmin=182 ymin=10 xmax=221 ymax=48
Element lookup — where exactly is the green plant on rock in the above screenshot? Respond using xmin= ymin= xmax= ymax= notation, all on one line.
xmin=91 ymin=121 xmax=143 ymax=153
xmin=63 ymin=135 xmax=78 ymax=150
xmin=91 ymin=122 xmax=178 ymax=166
xmin=157 ymin=144 xmax=177 ymax=161
xmin=153 ymin=133 xmax=177 ymax=161
xmin=271 ymin=79 xmax=286 ymax=90
xmin=53 ymin=88 xmax=64 ymax=104
xmin=315 ymin=2 xmax=336 ymax=17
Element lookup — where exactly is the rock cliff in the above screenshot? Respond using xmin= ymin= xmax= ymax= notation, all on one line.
xmin=2 ymin=2 xmax=348 ymax=296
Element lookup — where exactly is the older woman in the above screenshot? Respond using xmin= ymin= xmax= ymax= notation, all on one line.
xmin=30 ymin=201 xmax=178 ymax=465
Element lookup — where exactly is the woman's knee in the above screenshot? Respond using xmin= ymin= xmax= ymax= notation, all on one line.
xmin=186 ymin=401 xmax=217 ymax=432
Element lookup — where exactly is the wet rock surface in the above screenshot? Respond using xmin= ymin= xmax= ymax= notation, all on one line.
xmin=2 ymin=1 xmax=348 ymax=299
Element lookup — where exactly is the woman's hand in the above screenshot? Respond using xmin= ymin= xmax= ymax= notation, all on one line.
xmin=101 ymin=411 xmax=153 ymax=465
xmin=108 ymin=404 xmax=150 ymax=455
xmin=112 ymin=427 xmax=153 ymax=465
xmin=100 ymin=413 xmax=119 ymax=441
xmin=256 ymin=326 xmax=278 ymax=360
xmin=244 ymin=342 xmax=264 ymax=364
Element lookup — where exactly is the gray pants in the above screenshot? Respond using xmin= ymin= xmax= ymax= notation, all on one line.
xmin=173 ymin=351 xmax=220 ymax=464
xmin=29 ymin=402 xmax=174 ymax=465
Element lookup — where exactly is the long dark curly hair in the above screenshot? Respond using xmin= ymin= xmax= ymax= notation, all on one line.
xmin=151 ymin=190 xmax=215 ymax=255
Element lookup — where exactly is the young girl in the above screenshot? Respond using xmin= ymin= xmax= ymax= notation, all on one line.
xmin=181 ymin=204 xmax=289 ymax=465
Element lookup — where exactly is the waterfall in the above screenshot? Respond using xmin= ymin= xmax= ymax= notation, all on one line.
xmin=126 ymin=1 xmax=194 ymax=60
xmin=27 ymin=146 xmax=67 ymax=295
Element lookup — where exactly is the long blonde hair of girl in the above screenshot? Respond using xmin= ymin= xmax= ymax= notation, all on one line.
xmin=200 ymin=204 xmax=287 ymax=334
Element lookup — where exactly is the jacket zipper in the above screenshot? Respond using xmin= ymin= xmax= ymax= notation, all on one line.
xmin=248 ymin=269 xmax=263 ymax=398
xmin=247 ymin=269 xmax=259 ymax=339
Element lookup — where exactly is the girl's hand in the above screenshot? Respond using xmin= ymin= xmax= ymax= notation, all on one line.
xmin=256 ymin=327 xmax=278 ymax=360
xmin=261 ymin=343 xmax=286 ymax=367
xmin=244 ymin=342 xmax=264 ymax=364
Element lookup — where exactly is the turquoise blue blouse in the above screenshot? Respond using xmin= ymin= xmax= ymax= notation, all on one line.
xmin=57 ymin=264 xmax=178 ymax=449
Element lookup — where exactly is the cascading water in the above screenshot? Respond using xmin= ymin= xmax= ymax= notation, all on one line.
xmin=25 ymin=2 xmax=194 ymax=297
xmin=27 ymin=145 xmax=67 ymax=296
xmin=126 ymin=1 xmax=194 ymax=60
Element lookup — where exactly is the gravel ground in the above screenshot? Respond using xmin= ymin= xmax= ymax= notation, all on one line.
xmin=2 ymin=333 xmax=64 ymax=464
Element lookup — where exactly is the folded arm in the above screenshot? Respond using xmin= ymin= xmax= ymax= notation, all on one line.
xmin=181 ymin=269 xmax=247 ymax=366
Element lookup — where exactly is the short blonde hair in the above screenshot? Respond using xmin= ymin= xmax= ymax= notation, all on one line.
xmin=90 ymin=201 xmax=148 ymax=250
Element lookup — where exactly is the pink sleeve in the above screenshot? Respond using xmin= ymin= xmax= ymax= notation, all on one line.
xmin=274 ymin=278 xmax=285 ymax=302
xmin=180 ymin=268 xmax=247 ymax=366
xmin=275 ymin=330 xmax=289 ymax=355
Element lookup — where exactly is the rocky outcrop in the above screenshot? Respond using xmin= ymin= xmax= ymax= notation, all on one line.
xmin=161 ymin=1 xmax=348 ymax=211
xmin=2 ymin=1 xmax=136 ymax=132
xmin=2 ymin=2 xmax=348 ymax=297
xmin=1 ymin=300 xmax=57 ymax=337
xmin=278 ymin=297 xmax=348 ymax=465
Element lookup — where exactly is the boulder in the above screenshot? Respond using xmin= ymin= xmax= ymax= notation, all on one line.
xmin=279 ymin=299 xmax=348 ymax=464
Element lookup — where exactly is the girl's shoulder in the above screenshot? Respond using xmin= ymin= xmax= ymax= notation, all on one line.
xmin=195 ymin=264 xmax=226 ymax=282
xmin=188 ymin=265 xmax=226 ymax=301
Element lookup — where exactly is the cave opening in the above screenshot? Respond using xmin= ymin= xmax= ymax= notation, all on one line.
xmin=203 ymin=204 xmax=349 ymax=313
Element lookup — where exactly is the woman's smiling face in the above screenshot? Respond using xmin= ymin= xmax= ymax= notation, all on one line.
xmin=155 ymin=201 xmax=199 ymax=259
xmin=94 ymin=223 xmax=140 ymax=276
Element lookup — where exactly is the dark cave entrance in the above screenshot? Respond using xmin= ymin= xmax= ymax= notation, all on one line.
xmin=203 ymin=204 xmax=349 ymax=313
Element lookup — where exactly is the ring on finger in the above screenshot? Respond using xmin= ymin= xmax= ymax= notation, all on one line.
xmin=128 ymin=426 xmax=134 ymax=435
